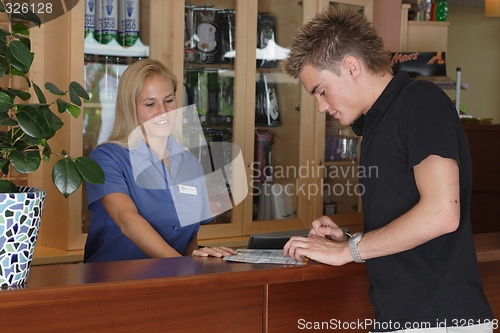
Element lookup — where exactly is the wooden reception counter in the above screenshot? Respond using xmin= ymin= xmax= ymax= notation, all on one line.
xmin=1 ymin=234 xmax=499 ymax=332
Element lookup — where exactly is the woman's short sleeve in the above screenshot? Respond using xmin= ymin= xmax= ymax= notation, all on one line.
xmin=86 ymin=144 xmax=131 ymax=208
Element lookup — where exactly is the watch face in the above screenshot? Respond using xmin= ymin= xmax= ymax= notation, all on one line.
xmin=349 ymin=232 xmax=363 ymax=244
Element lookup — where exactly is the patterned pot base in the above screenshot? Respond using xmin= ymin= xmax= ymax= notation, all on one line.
xmin=0 ymin=187 xmax=46 ymax=288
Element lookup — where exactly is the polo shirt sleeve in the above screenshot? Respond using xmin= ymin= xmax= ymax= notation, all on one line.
xmin=86 ymin=144 xmax=131 ymax=208
xmin=401 ymin=80 xmax=461 ymax=170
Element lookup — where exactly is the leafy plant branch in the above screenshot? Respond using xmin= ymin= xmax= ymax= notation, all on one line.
xmin=0 ymin=1 xmax=104 ymax=197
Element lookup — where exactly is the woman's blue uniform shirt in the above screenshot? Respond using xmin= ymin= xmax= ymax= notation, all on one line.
xmin=84 ymin=138 xmax=211 ymax=263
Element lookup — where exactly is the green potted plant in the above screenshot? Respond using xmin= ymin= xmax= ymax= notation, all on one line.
xmin=0 ymin=3 xmax=104 ymax=287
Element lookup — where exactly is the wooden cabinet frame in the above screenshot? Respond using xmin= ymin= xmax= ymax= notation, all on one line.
xmin=30 ymin=0 xmax=86 ymax=251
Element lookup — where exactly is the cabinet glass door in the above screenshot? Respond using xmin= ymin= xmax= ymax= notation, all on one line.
xmin=82 ymin=0 xmax=150 ymax=233
xmin=183 ymin=1 xmax=237 ymax=225
xmin=319 ymin=0 xmax=371 ymax=219
xmin=184 ymin=0 xmax=247 ymax=240
xmin=244 ymin=0 xmax=311 ymax=235
xmin=189 ymin=0 xmax=314 ymax=240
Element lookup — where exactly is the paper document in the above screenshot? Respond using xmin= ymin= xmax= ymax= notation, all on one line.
xmin=224 ymin=249 xmax=308 ymax=266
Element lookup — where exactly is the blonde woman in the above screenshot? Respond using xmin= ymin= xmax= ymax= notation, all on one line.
xmin=84 ymin=59 xmax=235 ymax=262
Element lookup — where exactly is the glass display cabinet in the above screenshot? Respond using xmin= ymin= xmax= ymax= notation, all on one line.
xmin=182 ymin=0 xmax=323 ymax=242
xmin=30 ymin=0 xmax=373 ymax=259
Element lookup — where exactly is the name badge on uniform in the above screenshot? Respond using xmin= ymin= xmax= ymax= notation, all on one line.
xmin=179 ymin=184 xmax=198 ymax=195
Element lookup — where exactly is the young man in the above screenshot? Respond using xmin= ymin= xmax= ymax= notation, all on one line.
xmin=283 ymin=7 xmax=494 ymax=333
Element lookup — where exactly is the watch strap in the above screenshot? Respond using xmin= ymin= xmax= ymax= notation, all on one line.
xmin=348 ymin=232 xmax=365 ymax=263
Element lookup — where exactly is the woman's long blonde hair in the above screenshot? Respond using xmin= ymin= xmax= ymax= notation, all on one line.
xmin=105 ymin=58 xmax=178 ymax=148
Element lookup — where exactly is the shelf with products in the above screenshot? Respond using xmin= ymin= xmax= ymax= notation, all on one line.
xmin=245 ymin=0 xmax=315 ymax=231
xmin=322 ymin=116 xmax=362 ymax=216
xmin=81 ymin=55 xmax=149 ymax=233
xmin=32 ymin=0 xmax=179 ymax=259
xmin=83 ymin=35 xmax=150 ymax=58
xmin=307 ymin=0 xmax=371 ymax=230
xmin=183 ymin=0 xmax=244 ymax=240
xmin=183 ymin=0 xmax=321 ymax=242
xmin=400 ymin=2 xmax=449 ymax=52
xmin=82 ymin=0 xmax=151 ymax=152
xmin=187 ymin=0 xmax=370 ymax=240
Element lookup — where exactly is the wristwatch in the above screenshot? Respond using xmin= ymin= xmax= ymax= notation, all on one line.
xmin=348 ymin=232 xmax=365 ymax=263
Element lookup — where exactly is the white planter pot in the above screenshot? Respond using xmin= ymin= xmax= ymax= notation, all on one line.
xmin=0 ymin=187 xmax=46 ymax=288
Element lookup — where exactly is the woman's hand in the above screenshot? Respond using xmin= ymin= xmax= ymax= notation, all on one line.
xmin=192 ymin=246 xmax=237 ymax=258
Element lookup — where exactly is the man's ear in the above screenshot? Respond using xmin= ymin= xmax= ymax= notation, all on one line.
xmin=343 ymin=55 xmax=361 ymax=78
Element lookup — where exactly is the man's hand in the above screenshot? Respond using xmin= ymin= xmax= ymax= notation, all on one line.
xmin=309 ymin=215 xmax=349 ymax=242
xmin=283 ymin=234 xmax=352 ymax=266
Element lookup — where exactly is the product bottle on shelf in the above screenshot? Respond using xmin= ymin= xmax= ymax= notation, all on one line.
xmin=96 ymin=0 xmax=118 ymax=44
xmin=435 ymin=0 xmax=448 ymax=21
xmin=85 ymin=0 xmax=96 ymax=37
xmin=118 ymin=0 xmax=140 ymax=46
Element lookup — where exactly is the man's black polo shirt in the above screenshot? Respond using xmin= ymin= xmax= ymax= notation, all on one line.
xmin=352 ymin=70 xmax=493 ymax=332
